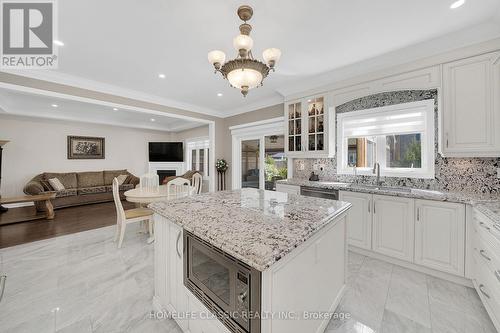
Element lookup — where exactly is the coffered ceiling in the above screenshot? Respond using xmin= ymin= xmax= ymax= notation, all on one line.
xmin=3 ymin=0 xmax=500 ymax=118
xmin=0 ymin=88 xmax=206 ymax=132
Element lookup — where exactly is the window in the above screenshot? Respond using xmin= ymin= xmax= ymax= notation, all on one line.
xmin=337 ymin=100 xmax=435 ymax=178
xmin=186 ymin=138 xmax=210 ymax=179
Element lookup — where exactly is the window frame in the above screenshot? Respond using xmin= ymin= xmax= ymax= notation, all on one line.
xmin=185 ymin=137 xmax=210 ymax=180
xmin=336 ymin=100 xmax=435 ymax=179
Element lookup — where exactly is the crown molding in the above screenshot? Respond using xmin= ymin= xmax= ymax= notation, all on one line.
xmin=222 ymin=94 xmax=284 ymax=117
xmin=0 ymin=109 xmax=200 ymax=132
xmin=0 ymin=69 xmax=227 ymax=118
xmin=277 ymin=21 xmax=500 ymax=100
xmin=0 ymin=81 xmax=215 ymax=126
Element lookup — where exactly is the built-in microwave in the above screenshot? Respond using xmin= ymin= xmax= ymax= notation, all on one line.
xmin=184 ymin=231 xmax=261 ymax=333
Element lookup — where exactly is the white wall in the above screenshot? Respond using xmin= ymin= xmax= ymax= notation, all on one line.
xmin=0 ymin=115 xmax=175 ymax=197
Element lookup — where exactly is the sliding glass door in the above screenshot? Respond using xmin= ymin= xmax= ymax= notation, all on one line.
xmin=241 ymin=139 xmax=260 ymax=189
xmin=264 ymin=135 xmax=287 ymax=191
xmin=238 ymin=135 xmax=287 ymax=191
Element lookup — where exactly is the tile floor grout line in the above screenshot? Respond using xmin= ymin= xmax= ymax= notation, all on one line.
xmin=425 ymin=274 xmax=434 ymax=333
xmin=379 ymin=261 xmax=394 ymax=332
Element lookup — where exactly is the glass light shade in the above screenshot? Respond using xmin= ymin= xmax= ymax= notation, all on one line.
xmin=227 ymin=68 xmax=263 ymax=90
xmin=233 ymin=34 xmax=254 ymax=52
xmin=207 ymin=50 xmax=226 ymax=65
xmin=263 ymin=48 xmax=281 ymax=64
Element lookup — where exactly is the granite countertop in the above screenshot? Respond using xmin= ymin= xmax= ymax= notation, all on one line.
xmin=277 ymin=179 xmax=500 ymax=205
xmin=149 ymin=188 xmax=351 ymax=271
xmin=474 ymin=202 xmax=500 ymax=225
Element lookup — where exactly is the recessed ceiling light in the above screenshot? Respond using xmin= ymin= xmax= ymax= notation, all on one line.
xmin=53 ymin=40 xmax=64 ymax=46
xmin=51 ymin=104 xmax=58 ymax=108
xmin=158 ymin=74 xmax=166 ymax=79
xmin=113 ymin=107 xmax=119 ymax=111
xmin=217 ymin=93 xmax=223 ymax=97
xmin=150 ymin=118 xmax=156 ymax=122
xmin=450 ymin=0 xmax=465 ymax=9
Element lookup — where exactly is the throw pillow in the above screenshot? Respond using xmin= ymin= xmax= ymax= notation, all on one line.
xmin=48 ymin=178 xmax=65 ymax=191
xmin=116 ymin=174 xmax=129 ymax=185
xmin=40 ymin=180 xmax=54 ymax=191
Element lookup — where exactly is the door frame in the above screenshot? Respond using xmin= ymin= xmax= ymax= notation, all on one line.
xmin=230 ymin=117 xmax=291 ymax=190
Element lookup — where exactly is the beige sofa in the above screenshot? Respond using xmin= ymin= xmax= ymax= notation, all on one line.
xmin=161 ymin=170 xmax=201 ymax=185
xmin=24 ymin=170 xmax=139 ymax=211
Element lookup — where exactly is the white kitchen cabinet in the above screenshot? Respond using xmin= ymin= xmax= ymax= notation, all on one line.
xmin=275 ymin=183 xmax=300 ymax=195
xmin=339 ymin=191 xmax=372 ymax=250
xmin=168 ymin=222 xmax=189 ymax=331
xmin=442 ymin=51 xmax=500 ymax=157
xmin=414 ymin=200 xmax=465 ymax=275
xmin=372 ymin=195 xmax=414 ymax=262
xmin=285 ymin=94 xmax=335 ymax=158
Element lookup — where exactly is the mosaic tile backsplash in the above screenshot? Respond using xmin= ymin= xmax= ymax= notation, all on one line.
xmin=293 ymin=90 xmax=500 ymax=195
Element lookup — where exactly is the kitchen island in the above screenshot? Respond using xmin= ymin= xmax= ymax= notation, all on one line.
xmin=150 ymin=188 xmax=351 ymax=333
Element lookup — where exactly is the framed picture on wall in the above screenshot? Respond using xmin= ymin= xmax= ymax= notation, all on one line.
xmin=67 ymin=136 xmax=105 ymax=159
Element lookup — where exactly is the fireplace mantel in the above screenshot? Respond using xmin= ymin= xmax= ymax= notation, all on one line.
xmin=148 ymin=162 xmax=185 ymax=177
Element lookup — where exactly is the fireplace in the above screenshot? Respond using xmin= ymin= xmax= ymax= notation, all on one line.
xmin=157 ymin=170 xmax=176 ymax=184
xmin=148 ymin=162 xmax=185 ymax=184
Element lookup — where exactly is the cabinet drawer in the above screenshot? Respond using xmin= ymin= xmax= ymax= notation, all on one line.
xmin=275 ymin=183 xmax=300 ymax=195
xmin=472 ymin=251 xmax=500 ymax=328
xmin=473 ymin=210 xmax=500 ymax=252
xmin=472 ymin=222 xmax=500 ymax=287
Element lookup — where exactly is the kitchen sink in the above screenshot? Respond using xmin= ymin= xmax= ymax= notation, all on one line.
xmin=348 ymin=184 xmax=444 ymax=196
xmin=349 ymin=184 xmax=412 ymax=193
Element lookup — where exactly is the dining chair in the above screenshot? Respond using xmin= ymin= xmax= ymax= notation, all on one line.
xmin=191 ymin=173 xmax=203 ymax=195
xmin=113 ymin=178 xmax=154 ymax=248
xmin=166 ymin=177 xmax=192 ymax=199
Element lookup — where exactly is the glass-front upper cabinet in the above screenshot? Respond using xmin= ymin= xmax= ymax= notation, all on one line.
xmin=307 ymin=96 xmax=325 ymax=152
xmin=287 ymin=101 xmax=302 ymax=152
xmin=285 ymin=94 xmax=334 ymax=158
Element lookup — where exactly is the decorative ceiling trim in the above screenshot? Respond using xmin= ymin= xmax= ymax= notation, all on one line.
xmin=0 ymin=69 xmax=227 ymax=118
xmin=0 ymin=111 xmax=201 ymax=132
xmin=222 ymin=95 xmax=284 ymax=117
xmin=277 ymin=22 xmax=500 ymax=99
xmin=0 ymin=81 xmax=214 ymax=126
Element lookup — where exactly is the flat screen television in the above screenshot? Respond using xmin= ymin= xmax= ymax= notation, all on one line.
xmin=149 ymin=142 xmax=183 ymax=162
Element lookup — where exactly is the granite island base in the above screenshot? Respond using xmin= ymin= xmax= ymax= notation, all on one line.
xmin=150 ymin=189 xmax=351 ymax=333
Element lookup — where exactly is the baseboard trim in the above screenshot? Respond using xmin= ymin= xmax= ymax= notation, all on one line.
xmin=3 ymin=202 xmax=34 ymax=208
xmin=350 ymin=246 xmax=473 ymax=287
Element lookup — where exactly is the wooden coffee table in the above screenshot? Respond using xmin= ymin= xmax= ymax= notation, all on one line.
xmin=0 ymin=193 xmax=56 ymax=225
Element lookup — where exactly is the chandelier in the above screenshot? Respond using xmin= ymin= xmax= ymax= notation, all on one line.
xmin=207 ymin=5 xmax=281 ymax=97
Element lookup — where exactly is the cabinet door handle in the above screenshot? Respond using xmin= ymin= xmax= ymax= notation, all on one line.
xmin=368 ymin=200 xmax=371 ymax=213
xmin=176 ymin=230 xmax=182 ymax=259
xmin=479 ymin=284 xmax=490 ymax=299
xmin=0 ymin=275 xmax=5 ymax=303
xmin=373 ymin=202 xmax=376 ymax=214
xmin=445 ymin=132 xmax=449 ymax=148
xmin=417 ymin=208 xmax=420 ymax=221
xmin=479 ymin=222 xmax=491 ymax=231
xmin=480 ymin=250 xmax=492 ymax=261
xmin=495 ymin=270 xmax=500 ymax=283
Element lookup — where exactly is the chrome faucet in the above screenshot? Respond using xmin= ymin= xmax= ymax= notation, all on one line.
xmin=373 ymin=162 xmax=382 ymax=187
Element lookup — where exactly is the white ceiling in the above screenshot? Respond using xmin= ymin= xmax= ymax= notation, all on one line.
xmin=0 ymin=88 xmax=206 ymax=132
xmin=4 ymin=0 xmax=500 ymax=117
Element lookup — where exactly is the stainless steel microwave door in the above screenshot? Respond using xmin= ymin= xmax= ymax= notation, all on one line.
xmin=191 ymin=246 xmax=231 ymax=305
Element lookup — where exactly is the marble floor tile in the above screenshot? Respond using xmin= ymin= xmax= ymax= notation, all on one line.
xmin=380 ymin=309 xmax=431 ymax=333
xmin=426 ymin=275 xmax=469 ymax=312
xmin=385 ymin=266 xmax=431 ymax=328
xmin=0 ymin=226 xmax=497 ymax=333
xmin=329 ymin=252 xmax=497 ymax=333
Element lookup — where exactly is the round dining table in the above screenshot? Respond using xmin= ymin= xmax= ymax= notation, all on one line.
xmin=123 ymin=185 xmax=194 ymax=243
xmin=124 ymin=185 xmax=171 ymax=204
